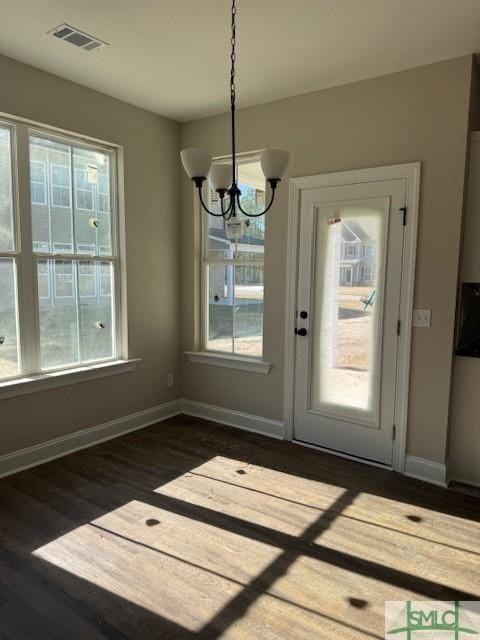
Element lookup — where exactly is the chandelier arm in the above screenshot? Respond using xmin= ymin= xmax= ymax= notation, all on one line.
xmin=196 ymin=185 xmax=226 ymax=217
xmin=221 ymin=194 xmax=234 ymax=216
xmin=235 ymin=188 xmax=277 ymax=217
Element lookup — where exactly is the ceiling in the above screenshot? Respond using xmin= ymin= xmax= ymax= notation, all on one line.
xmin=1 ymin=0 xmax=480 ymax=122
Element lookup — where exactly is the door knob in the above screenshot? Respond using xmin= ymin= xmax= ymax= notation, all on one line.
xmin=300 ymin=310 xmax=308 ymax=319
xmin=297 ymin=328 xmax=307 ymax=336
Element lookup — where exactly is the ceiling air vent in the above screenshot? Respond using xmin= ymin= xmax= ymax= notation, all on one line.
xmin=49 ymin=24 xmax=108 ymax=52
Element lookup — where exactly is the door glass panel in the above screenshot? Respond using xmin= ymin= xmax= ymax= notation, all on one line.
xmin=310 ymin=199 xmax=388 ymax=423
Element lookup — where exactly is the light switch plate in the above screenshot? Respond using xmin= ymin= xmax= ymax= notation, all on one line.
xmin=412 ymin=308 xmax=431 ymax=328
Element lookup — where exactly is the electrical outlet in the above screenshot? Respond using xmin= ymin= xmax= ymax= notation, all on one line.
xmin=412 ymin=309 xmax=431 ymax=328
xmin=167 ymin=373 xmax=175 ymax=388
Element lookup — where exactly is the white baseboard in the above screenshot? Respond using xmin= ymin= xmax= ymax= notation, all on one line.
xmin=0 ymin=400 xmax=181 ymax=479
xmin=1 ymin=396 xmax=448 ymax=488
xmin=404 ymin=455 xmax=447 ymax=487
xmin=179 ymin=398 xmax=284 ymax=440
xmin=449 ymin=476 xmax=480 ymax=490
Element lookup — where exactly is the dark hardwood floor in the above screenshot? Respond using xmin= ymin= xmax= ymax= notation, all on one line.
xmin=0 ymin=414 xmax=478 ymax=639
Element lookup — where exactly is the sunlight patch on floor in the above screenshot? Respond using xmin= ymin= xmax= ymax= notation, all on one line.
xmin=32 ymin=498 xmax=285 ymax=632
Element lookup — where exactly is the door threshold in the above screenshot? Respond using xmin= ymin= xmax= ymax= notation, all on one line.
xmin=292 ymin=438 xmax=393 ymax=471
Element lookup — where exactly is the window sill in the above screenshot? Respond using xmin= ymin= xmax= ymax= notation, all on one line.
xmin=0 ymin=359 xmax=140 ymax=401
xmin=183 ymin=351 xmax=271 ymax=374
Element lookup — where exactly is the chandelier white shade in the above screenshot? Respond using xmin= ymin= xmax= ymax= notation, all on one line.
xmin=180 ymin=148 xmax=211 ymax=179
xmin=260 ymin=149 xmax=290 ymax=180
xmin=180 ymin=0 xmax=290 ymax=219
xmin=209 ymin=163 xmax=232 ymax=191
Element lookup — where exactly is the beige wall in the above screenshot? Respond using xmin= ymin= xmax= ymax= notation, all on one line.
xmin=0 ymin=53 xmax=475 ymax=472
xmin=448 ymin=63 xmax=480 ymax=486
xmin=181 ymin=56 xmax=474 ymax=465
xmin=0 ymin=55 xmax=181 ymax=456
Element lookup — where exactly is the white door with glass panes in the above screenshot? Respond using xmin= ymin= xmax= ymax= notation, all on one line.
xmin=203 ymin=157 xmax=265 ymax=358
xmin=294 ymin=179 xmax=406 ymax=465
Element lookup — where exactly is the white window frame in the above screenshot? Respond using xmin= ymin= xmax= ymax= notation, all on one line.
xmin=364 ymin=243 xmax=375 ymax=257
xmin=197 ymin=152 xmax=269 ymax=367
xmin=30 ymin=159 xmax=47 ymax=205
xmin=0 ymin=115 xmax=134 ymax=397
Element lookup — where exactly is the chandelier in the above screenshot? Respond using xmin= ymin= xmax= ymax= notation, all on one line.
xmin=180 ymin=0 xmax=290 ymax=220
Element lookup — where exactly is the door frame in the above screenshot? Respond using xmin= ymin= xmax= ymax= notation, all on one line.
xmin=283 ymin=163 xmax=421 ymax=473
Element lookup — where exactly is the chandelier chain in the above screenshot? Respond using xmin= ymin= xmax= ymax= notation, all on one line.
xmin=182 ymin=0 xmax=284 ymax=220
xmin=230 ymin=0 xmax=236 ymax=110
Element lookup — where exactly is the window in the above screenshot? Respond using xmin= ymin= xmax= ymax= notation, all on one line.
xmin=344 ymin=243 xmax=357 ymax=257
xmin=363 ymin=266 xmax=374 ymax=282
xmin=54 ymin=259 xmax=74 ymax=298
xmin=202 ymin=157 xmax=265 ymax=358
xmin=98 ymin=173 xmax=110 ymax=213
xmin=0 ymin=119 xmax=122 ymax=382
xmin=75 ymin=167 xmax=94 ymax=210
xmin=37 ymin=260 xmax=51 ymax=299
xmin=51 ymin=163 xmax=71 ymax=208
xmin=77 ymin=243 xmax=95 ymax=256
xmin=30 ymin=160 xmax=47 ymax=205
xmin=363 ymin=244 xmax=375 ymax=257
xmin=78 ymin=260 xmax=97 ymax=298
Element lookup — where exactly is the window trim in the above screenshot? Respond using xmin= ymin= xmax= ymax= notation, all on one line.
xmin=0 ymin=359 xmax=139 ymax=400
xmin=0 ymin=114 xmax=130 ymax=385
xmin=184 ymin=350 xmax=271 ymax=374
